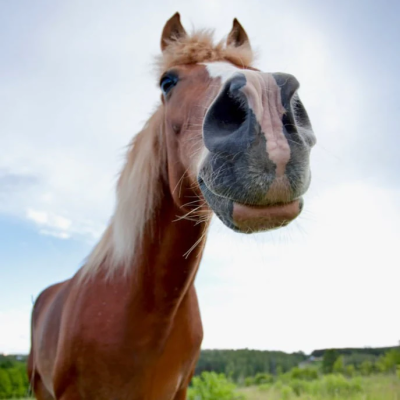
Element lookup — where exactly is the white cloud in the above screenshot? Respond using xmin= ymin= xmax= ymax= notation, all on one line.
xmin=25 ymin=208 xmax=104 ymax=243
xmin=26 ymin=208 xmax=72 ymax=236
xmin=197 ymin=182 xmax=400 ymax=352
xmin=39 ymin=229 xmax=71 ymax=240
xmin=26 ymin=209 xmax=49 ymax=225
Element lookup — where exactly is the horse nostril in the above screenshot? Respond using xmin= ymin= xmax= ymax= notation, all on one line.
xmin=213 ymin=87 xmax=247 ymax=133
xmin=272 ymin=73 xmax=300 ymax=110
xmin=203 ymin=75 xmax=249 ymax=154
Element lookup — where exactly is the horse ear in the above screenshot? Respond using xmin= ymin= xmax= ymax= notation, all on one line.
xmin=227 ymin=18 xmax=250 ymax=48
xmin=161 ymin=12 xmax=187 ymax=52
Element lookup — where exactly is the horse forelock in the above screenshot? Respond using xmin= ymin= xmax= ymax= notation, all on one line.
xmin=80 ymin=108 xmax=166 ymax=282
xmin=155 ymin=29 xmax=255 ymax=76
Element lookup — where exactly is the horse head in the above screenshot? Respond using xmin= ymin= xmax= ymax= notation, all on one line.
xmin=159 ymin=13 xmax=316 ymax=233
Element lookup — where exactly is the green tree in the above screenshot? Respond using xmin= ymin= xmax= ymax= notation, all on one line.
xmin=333 ymin=356 xmax=344 ymax=374
xmin=379 ymin=349 xmax=400 ymax=372
xmin=360 ymin=361 xmax=373 ymax=376
xmin=344 ymin=364 xmax=356 ymax=377
xmin=322 ymin=349 xmax=339 ymax=374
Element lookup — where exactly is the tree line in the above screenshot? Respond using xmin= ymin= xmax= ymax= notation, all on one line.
xmin=195 ymin=346 xmax=400 ymax=383
xmin=196 ymin=349 xmax=306 ymax=382
xmin=0 ymin=346 xmax=399 ymax=398
xmin=312 ymin=346 xmax=398 ymax=358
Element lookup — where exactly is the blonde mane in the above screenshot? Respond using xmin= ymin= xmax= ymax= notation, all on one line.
xmin=80 ymin=109 xmax=166 ymax=280
xmin=80 ymin=30 xmax=255 ymax=280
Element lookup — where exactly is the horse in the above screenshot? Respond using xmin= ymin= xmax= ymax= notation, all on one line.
xmin=27 ymin=13 xmax=316 ymax=400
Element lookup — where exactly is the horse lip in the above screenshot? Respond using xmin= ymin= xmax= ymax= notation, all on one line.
xmin=232 ymin=199 xmax=302 ymax=232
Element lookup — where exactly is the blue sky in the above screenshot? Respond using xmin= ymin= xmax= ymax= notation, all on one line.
xmin=1 ymin=0 xmax=399 ymax=354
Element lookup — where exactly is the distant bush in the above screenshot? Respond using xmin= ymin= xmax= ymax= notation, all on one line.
xmin=188 ymin=372 xmax=244 ymax=400
xmin=288 ymin=379 xmax=311 ymax=395
xmin=253 ymin=372 xmax=273 ymax=385
xmin=309 ymin=374 xmax=363 ymax=396
xmin=360 ymin=360 xmax=375 ymax=376
xmin=244 ymin=376 xmax=254 ymax=387
xmin=0 ymin=361 xmax=29 ymax=399
xmin=0 ymin=369 xmax=12 ymax=399
xmin=257 ymin=382 xmax=273 ymax=391
xmin=333 ymin=355 xmax=344 ymax=374
xmin=289 ymin=367 xmax=319 ymax=381
xmin=250 ymin=374 xmax=400 ymax=400
xmin=344 ymin=364 xmax=356 ymax=377
xmin=280 ymin=385 xmax=294 ymax=400
xmin=379 ymin=349 xmax=400 ymax=373
xmin=255 ymin=374 xmax=363 ymax=398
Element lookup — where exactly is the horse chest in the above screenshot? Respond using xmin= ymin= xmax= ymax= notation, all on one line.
xmin=54 ymin=285 xmax=202 ymax=399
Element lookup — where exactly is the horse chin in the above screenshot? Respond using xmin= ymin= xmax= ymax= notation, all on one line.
xmin=198 ymin=177 xmax=303 ymax=233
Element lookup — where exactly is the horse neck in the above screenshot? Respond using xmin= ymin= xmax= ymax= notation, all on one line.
xmin=129 ymin=184 xmax=210 ymax=313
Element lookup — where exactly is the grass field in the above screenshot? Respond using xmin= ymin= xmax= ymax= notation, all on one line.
xmin=238 ymin=375 xmax=400 ymax=400
xmin=6 ymin=375 xmax=400 ymax=400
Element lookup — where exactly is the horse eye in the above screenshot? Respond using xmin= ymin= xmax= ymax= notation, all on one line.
xmin=160 ymin=75 xmax=178 ymax=96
